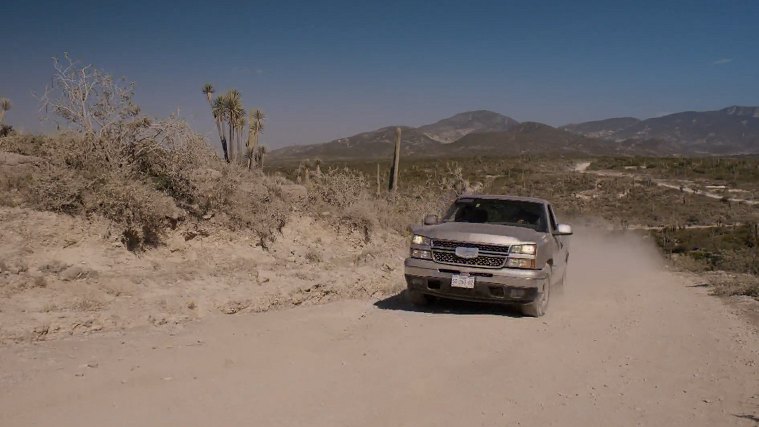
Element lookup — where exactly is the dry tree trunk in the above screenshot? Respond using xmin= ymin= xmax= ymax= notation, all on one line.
xmin=228 ymin=122 xmax=236 ymax=163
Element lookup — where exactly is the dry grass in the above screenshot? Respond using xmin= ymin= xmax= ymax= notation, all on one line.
xmin=1 ymin=124 xmax=291 ymax=250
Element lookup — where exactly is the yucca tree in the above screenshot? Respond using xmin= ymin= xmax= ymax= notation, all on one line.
xmin=235 ymin=113 xmax=246 ymax=163
xmin=202 ymin=84 xmax=229 ymax=162
xmin=246 ymin=109 xmax=265 ymax=169
xmin=211 ymin=94 xmax=230 ymax=162
xmin=254 ymin=145 xmax=267 ymax=169
xmin=222 ymin=90 xmax=244 ymax=162
xmin=0 ymin=98 xmax=11 ymax=125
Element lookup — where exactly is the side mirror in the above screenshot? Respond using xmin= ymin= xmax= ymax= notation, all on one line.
xmin=423 ymin=214 xmax=439 ymax=225
xmin=554 ymin=224 xmax=573 ymax=235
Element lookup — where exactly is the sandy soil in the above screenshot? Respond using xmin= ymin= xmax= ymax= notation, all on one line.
xmin=1 ymin=228 xmax=757 ymax=426
xmin=0 ymin=207 xmax=406 ymax=343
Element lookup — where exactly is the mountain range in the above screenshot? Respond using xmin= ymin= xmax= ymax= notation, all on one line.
xmin=270 ymin=106 xmax=759 ymax=161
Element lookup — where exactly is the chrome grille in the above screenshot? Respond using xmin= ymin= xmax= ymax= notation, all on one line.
xmin=432 ymin=251 xmax=506 ymax=268
xmin=431 ymin=239 xmax=510 ymax=254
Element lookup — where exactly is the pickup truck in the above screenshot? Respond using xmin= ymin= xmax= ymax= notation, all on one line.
xmin=404 ymin=195 xmax=572 ymax=317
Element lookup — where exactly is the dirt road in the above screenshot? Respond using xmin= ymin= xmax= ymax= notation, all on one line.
xmin=1 ymin=230 xmax=757 ymax=426
xmin=574 ymin=161 xmax=759 ymax=206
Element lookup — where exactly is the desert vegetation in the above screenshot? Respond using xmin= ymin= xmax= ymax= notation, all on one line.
xmin=589 ymin=156 xmax=759 ymax=198
xmin=0 ymin=97 xmax=13 ymax=137
xmin=1 ymin=55 xmax=757 ymax=344
xmin=0 ymin=55 xmax=297 ymax=250
xmin=202 ymin=84 xmax=267 ymax=168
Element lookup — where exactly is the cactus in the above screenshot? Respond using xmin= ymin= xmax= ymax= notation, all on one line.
xmin=389 ymin=127 xmax=401 ymax=192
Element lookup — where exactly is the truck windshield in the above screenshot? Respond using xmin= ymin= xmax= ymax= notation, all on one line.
xmin=442 ymin=198 xmax=548 ymax=232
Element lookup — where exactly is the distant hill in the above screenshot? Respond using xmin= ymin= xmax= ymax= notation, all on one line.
xmin=417 ymin=110 xmax=519 ymax=143
xmin=270 ymin=110 xmax=519 ymax=161
xmin=561 ymin=117 xmax=641 ymax=138
xmin=270 ymin=106 xmax=759 ymax=161
xmin=442 ymin=122 xmax=612 ymax=156
xmin=270 ymin=126 xmax=439 ymax=161
xmin=562 ymin=106 xmax=759 ymax=154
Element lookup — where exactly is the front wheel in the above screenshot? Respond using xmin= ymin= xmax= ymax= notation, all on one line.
xmin=521 ymin=274 xmax=551 ymax=317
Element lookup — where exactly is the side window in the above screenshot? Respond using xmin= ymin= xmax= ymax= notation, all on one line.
xmin=547 ymin=205 xmax=558 ymax=231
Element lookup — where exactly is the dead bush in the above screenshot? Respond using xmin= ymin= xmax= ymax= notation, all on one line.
xmin=2 ymin=55 xmax=293 ymax=250
xmin=308 ymin=167 xmax=369 ymax=210
xmin=300 ymin=164 xmax=456 ymax=239
xmin=337 ymin=201 xmax=378 ymax=242
xmin=87 ymin=179 xmax=179 ymax=249
xmin=28 ymin=164 xmax=89 ymax=214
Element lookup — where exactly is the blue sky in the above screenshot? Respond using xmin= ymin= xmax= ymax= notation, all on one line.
xmin=2 ymin=0 xmax=758 ymax=148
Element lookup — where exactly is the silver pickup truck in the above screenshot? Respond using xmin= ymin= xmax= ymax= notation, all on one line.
xmin=404 ymin=195 xmax=572 ymax=317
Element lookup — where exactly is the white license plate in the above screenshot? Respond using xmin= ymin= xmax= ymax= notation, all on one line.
xmin=451 ymin=274 xmax=475 ymax=289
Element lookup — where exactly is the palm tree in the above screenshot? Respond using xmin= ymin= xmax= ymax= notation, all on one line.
xmin=211 ymin=93 xmax=230 ymax=162
xmin=247 ymin=109 xmax=266 ymax=169
xmin=202 ymin=84 xmax=229 ymax=162
xmin=0 ymin=98 xmax=11 ymax=125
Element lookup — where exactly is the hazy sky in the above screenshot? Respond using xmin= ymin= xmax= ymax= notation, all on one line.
xmin=3 ymin=0 xmax=758 ymax=148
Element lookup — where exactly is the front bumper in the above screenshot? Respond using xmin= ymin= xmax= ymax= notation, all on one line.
xmin=404 ymin=257 xmax=548 ymax=304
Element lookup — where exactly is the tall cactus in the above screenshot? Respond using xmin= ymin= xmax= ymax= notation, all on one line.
xmin=0 ymin=98 xmax=11 ymax=125
xmin=389 ymin=127 xmax=401 ymax=192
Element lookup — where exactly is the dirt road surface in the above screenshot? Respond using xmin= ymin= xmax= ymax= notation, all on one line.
xmin=1 ymin=229 xmax=757 ymax=426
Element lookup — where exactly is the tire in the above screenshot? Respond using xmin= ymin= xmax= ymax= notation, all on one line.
xmin=521 ymin=272 xmax=551 ymax=317
xmin=553 ymin=269 xmax=567 ymax=297
xmin=407 ymin=289 xmax=431 ymax=307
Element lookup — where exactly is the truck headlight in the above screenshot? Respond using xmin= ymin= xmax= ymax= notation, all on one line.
xmin=510 ymin=244 xmax=536 ymax=255
xmin=506 ymin=258 xmax=537 ymax=269
xmin=411 ymin=249 xmax=433 ymax=260
xmin=411 ymin=235 xmax=431 ymax=246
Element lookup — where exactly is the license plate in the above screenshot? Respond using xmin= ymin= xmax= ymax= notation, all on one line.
xmin=451 ymin=274 xmax=475 ymax=289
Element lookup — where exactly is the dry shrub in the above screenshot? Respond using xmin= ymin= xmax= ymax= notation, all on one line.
xmin=308 ymin=167 xmax=369 ymax=210
xmin=337 ymin=201 xmax=378 ymax=242
xmin=28 ymin=164 xmax=89 ymax=214
xmin=225 ymin=174 xmax=289 ymax=247
xmin=306 ymin=168 xmax=377 ymax=239
xmin=375 ymin=190 xmax=456 ymax=234
xmin=90 ymin=179 xmax=179 ymax=249
xmin=1 ymin=56 xmax=293 ymax=250
xmin=4 ymin=121 xmax=290 ymax=250
xmin=304 ymin=166 xmax=455 ymax=239
xmin=702 ymin=272 xmax=759 ymax=299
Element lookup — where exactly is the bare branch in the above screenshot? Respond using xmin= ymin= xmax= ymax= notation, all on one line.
xmin=37 ymin=54 xmax=140 ymax=140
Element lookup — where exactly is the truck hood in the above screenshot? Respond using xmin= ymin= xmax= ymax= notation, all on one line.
xmin=412 ymin=222 xmax=546 ymax=245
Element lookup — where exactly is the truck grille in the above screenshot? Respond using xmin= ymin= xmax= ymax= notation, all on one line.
xmin=431 ymin=240 xmax=510 ymax=254
xmin=432 ymin=251 xmax=507 ymax=268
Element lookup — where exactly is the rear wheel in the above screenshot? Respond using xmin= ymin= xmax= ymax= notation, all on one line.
xmin=521 ymin=273 xmax=551 ymax=317
xmin=407 ymin=289 xmax=431 ymax=307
